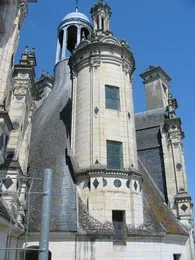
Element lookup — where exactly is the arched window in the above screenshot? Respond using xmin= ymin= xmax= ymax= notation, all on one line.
xmin=67 ymin=25 xmax=78 ymax=54
xmin=58 ymin=30 xmax=64 ymax=59
xmin=81 ymin=28 xmax=90 ymax=41
xmin=59 ymin=30 xmax=64 ymax=49
xmin=97 ymin=16 xmax=100 ymax=30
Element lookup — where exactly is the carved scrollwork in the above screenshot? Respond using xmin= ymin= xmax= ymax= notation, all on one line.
xmin=90 ymin=58 xmax=101 ymax=70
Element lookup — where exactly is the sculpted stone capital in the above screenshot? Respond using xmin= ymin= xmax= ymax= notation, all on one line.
xmin=90 ymin=58 xmax=101 ymax=70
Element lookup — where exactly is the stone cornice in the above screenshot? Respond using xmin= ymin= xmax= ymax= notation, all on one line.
xmin=14 ymin=64 xmax=36 ymax=79
xmin=165 ymin=117 xmax=182 ymax=127
xmin=58 ymin=18 xmax=92 ymax=31
xmin=76 ymin=168 xmax=142 ymax=182
xmin=140 ymin=66 xmax=171 ymax=82
xmin=164 ymin=117 xmax=185 ymax=139
xmin=175 ymin=192 xmax=192 ymax=203
xmin=71 ymin=41 xmax=135 ymax=75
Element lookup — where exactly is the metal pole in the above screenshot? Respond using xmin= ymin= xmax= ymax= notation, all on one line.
xmin=38 ymin=169 xmax=53 ymax=260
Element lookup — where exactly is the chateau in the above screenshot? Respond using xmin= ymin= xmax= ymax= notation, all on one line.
xmin=0 ymin=0 xmax=194 ymax=259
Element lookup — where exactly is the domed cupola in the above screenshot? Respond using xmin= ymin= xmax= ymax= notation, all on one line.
xmin=55 ymin=7 xmax=92 ymax=63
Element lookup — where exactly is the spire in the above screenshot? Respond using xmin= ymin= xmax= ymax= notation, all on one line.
xmin=19 ymin=46 xmax=37 ymax=66
xmin=90 ymin=0 xmax=112 ymax=35
xmin=76 ymin=0 xmax=78 ymax=12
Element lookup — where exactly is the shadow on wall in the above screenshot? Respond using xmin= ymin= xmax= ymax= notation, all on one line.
xmin=60 ymin=98 xmax=72 ymax=139
xmin=21 ymin=246 xmax=52 ymax=260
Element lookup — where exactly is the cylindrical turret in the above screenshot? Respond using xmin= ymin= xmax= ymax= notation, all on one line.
xmin=70 ymin=2 xmax=143 ymax=227
xmin=70 ymin=39 xmax=138 ymax=171
xmin=55 ymin=9 xmax=92 ymax=63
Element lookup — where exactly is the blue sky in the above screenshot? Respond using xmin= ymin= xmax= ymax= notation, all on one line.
xmin=16 ymin=0 xmax=195 ymax=207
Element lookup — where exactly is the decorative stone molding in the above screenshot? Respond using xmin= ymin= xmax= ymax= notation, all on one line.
xmin=71 ymin=41 xmax=135 ymax=75
xmin=76 ymin=168 xmax=142 ymax=182
xmin=90 ymin=58 xmax=101 ymax=69
xmin=175 ymin=192 xmax=193 ymax=220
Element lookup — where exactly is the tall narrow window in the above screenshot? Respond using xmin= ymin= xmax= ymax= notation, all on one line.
xmin=102 ymin=17 xmax=104 ymax=31
xmin=97 ymin=16 xmax=100 ymax=30
xmin=105 ymin=85 xmax=120 ymax=110
xmin=107 ymin=141 xmax=123 ymax=170
xmin=112 ymin=210 xmax=126 ymax=245
xmin=173 ymin=254 xmax=181 ymax=260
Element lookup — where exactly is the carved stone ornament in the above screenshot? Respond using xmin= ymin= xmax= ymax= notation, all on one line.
xmin=169 ymin=131 xmax=182 ymax=140
xmin=13 ymin=83 xmax=27 ymax=96
xmin=122 ymin=63 xmax=131 ymax=75
xmin=90 ymin=58 xmax=101 ymax=69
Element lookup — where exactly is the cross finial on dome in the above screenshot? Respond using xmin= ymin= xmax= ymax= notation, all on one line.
xmin=76 ymin=0 xmax=79 ymax=12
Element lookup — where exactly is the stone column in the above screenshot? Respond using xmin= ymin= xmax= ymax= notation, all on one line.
xmin=55 ymin=39 xmax=61 ymax=64
xmin=61 ymin=28 xmax=67 ymax=60
xmin=77 ymin=26 xmax=81 ymax=46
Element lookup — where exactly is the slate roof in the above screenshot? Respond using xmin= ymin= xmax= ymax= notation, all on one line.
xmin=78 ymin=196 xmax=113 ymax=235
xmin=27 ymin=60 xmax=77 ymax=232
xmin=135 ymin=109 xmax=168 ymax=197
xmin=135 ymin=108 xmax=167 ymax=130
xmin=139 ymin=160 xmax=187 ymax=235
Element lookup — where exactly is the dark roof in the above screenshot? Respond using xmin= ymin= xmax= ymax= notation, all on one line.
xmin=138 ymin=160 xmax=187 ymax=235
xmin=135 ymin=108 xmax=167 ymax=130
xmin=28 ymin=60 xmax=77 ymax=232
xmin=135 ymin=109 xmax=167 ymax=196
xmin=78 ymin=196 xmax=113 ymax=235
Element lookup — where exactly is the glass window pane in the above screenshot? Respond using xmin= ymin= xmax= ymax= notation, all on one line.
xmin=107 ymin=141 xmax=123 ymax=169
xmin=105 ymin=86 xmax=120 ymax=110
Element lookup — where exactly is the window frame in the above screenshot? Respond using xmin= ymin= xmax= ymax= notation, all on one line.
xmin=105 ymin=85 xmax=120 ymax=111
xmin=112 ymin=210 xmax=126 ymax=245
xmin=106 ymin=140 xmax=123 ymax=170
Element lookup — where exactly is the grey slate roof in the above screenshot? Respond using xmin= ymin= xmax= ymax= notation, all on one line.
xmin=138 ymin=160 xmax=187 ymax=235
xmin=135 ymin=108 xmax=167 ymax=199
xmin=28 ymin=60 xmax=77 ymax=232
xmin=135 ymin=108 xmax=167 ymax=130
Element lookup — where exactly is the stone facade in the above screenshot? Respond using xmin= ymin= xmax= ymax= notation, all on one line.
xmin=23 ymin=1 xmax=194 ymax=259
xmin=0 ymin=1 xmax=37 ymax=259
xmin=0 ymin=0 xmax=194 ymax=259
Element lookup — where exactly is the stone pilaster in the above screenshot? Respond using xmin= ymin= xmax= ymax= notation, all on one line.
xmin=164 ymin=93 xmax=193 ymax=221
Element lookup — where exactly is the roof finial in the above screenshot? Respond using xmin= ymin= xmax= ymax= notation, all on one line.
xmin=76 ymin=0 xmax=79 ymax=12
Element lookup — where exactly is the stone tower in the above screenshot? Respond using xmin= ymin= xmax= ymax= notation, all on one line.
xmin=69 ymin=0 xmax=143 ymax=229
xmin=140 ymin=65 xmax=171 ymax=110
